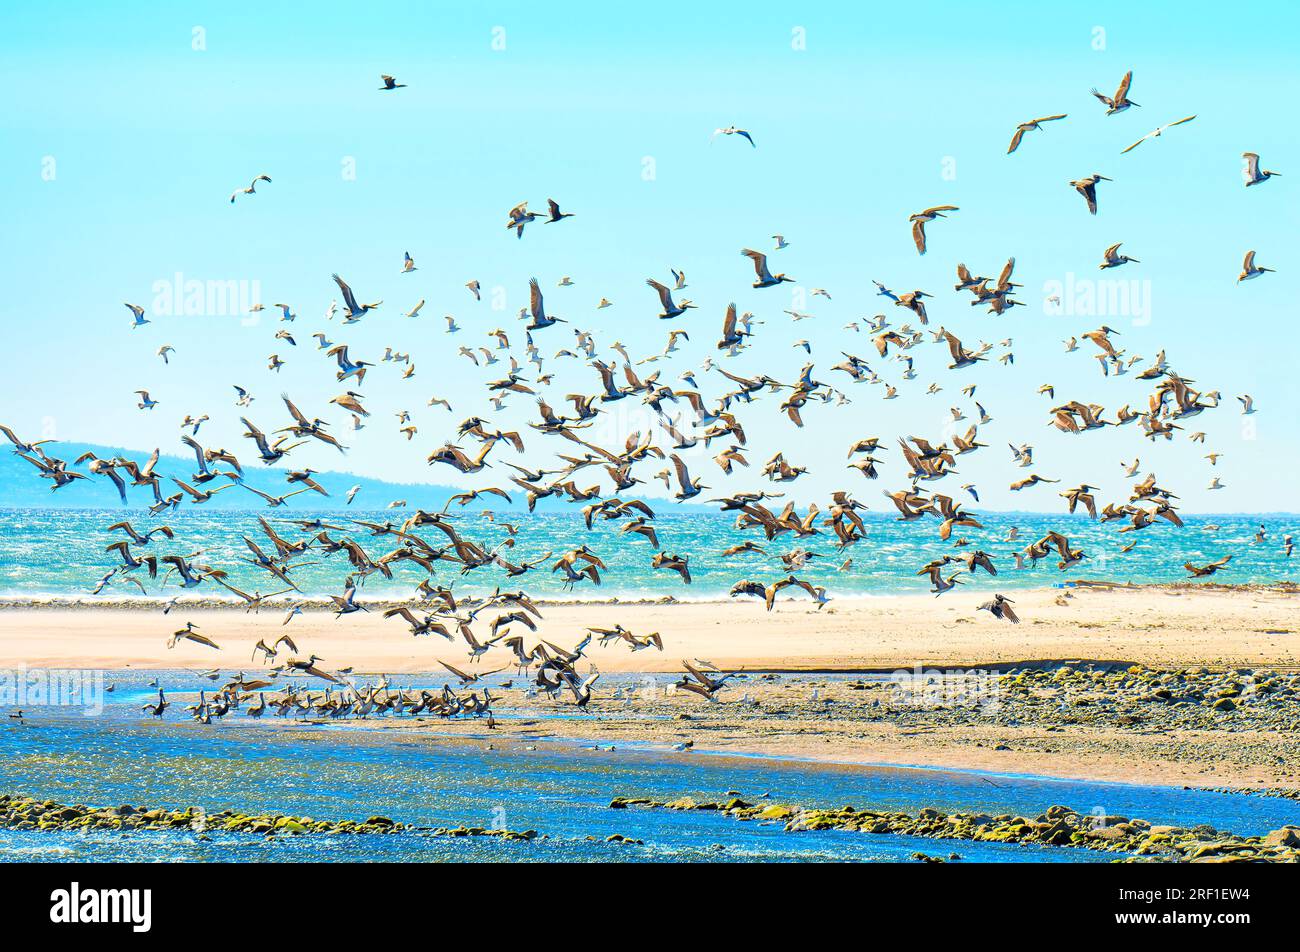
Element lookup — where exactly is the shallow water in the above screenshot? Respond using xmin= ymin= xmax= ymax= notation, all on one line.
xmin=0 ymin=508 xmax=1296 ymax=603
xmin=2 ymin=670 xmax=1297 ymax=863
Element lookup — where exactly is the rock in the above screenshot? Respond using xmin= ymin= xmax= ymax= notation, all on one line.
xmin=1263 ymin=827 xmax=1300 ymax=848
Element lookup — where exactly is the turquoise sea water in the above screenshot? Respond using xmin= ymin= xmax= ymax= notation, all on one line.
xmin=3 ymin=670 xmax=1298 ymax=863
xmin=0 ymin=508 xmax=1294 ymax=602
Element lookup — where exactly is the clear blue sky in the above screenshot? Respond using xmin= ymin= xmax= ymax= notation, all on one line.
xmin=1 ymin=1 xmax=1296 ymax=513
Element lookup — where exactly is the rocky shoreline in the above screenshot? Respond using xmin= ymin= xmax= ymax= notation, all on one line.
xmin=438 ymin=660 xmax=1300 ymax=792
xmin=0 ymin=793 xmax=537 ymax=842
xmin=609 ymin=796 xmax=1300 ymax=862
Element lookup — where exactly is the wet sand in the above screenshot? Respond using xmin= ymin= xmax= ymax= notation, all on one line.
xmin=2 ymin=585 xmax=1297 ymax=792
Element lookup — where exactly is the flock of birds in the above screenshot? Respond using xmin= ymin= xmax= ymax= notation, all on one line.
xmin=5 ymin=68 xmax=1291 ymax=723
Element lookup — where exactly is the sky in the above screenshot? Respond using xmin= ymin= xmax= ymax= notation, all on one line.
xmin=1 ymin=1 xmax=1297 ymax=514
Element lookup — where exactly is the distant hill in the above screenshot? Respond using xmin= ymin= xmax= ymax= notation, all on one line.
xmin=0 ymin=441 xmax=468 ymax=511
xmin=0 ymin=441 xmax=713 ymax=515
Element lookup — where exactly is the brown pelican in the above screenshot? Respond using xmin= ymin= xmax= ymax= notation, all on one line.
xmin=332 ymin=274 xmax=382 ymax=322
xmin=977 ymin=594 xmax=1019 ymax=624
xmin=379 ymin=74 xmax=406 ymax=90
xmin=1091 ymin=70 xmax=1138 ymax=114
xmin=0 ymin=424 xmax=53 ymax=455
xmin=668 ymin=453 xmax=706 ymax=500
xmin=646 ymin=278 xmax=695 ymax=318
xmin=651 ymin=551 xmax=692 ymax=584
xmin=74 ymin=453 xmax=128 ymax=503
xmin=1070 ymin=175 xmax=1111 ymax=215
xmin=1185 ymin=555 xmax=1231 ymax=578
xmin=544 ymin=198 xmax=574 ymax=222
xmin=527 ymin=277 xmax=565 ymax=329
xmin=740 ymin=249 xmax=793 ymax=288
xmin=1099 ymin=242 xmax=1139 ymax=268
xmin=1242 ymin=152 xmax=1280 ymax=186
xmin=505 ymin=202 xmax=536 ymax=238
xmin=1237 ymin=250 xmax=1273 ymax=282
xmin=909 ymin=205 xmax=958 ymax=255
xmin=168 ymin=621 xmax=219 ymax=650
xmin=1007 ymin=114 xmax=1067 ymax=153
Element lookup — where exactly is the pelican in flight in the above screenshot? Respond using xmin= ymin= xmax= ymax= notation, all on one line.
xmin=909 ymin=205 xmax=958 ymax=255
xmin=646 ymin=278 xmax=695 ymax=319
xmin=1091 ymin=70 xmax=1138 ymax=114
xmin=544 ymin=198 xmax=574 ymax=222
xmin=124 ymin=302 xmax=149 ymax=328
xmin=1069 ymin=174 xmax=1111 ymax=215
xmin=740 ymin=249 xmax=793 ymax=288
xmin=230 ymin=174 xmax=271 ymax=203
xmin=0 ymin=425 xmax=53 ymax=455
xmin=505 ymin=202 xmax=537 ymax=238
xmin=1099 ymin=243 xmax=1139 ymax=269
xmin=1185 ymin=555 xmax=1231 ymax=578
xmin=379 ymin=74 xmax=406 ymax=90
xmin=168 ymin=621 xmax=219 ymax=650
xmin=1007 ymin=114 xmax=1066 ymax=153
xmin=1121 ymin=115 xmax=1195 ymax=154
xmin=1242 ymin=152 xmax=1280 ymax=187
xmin=712 ymin=126 xmax=755 ymax=147
xmin=669 ymin=453 xmax=706 ymax=500
xmin=332 ymin=273 xmax=382 ymax=321
xmin=1237 ymin=250 xmax=1273 ymax=282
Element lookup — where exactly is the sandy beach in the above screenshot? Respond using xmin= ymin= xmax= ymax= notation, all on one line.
xmin=0 ymin=584 xmax=1295 ymax=673
xmin=2 ymin=585 xmax=1297 ymax=793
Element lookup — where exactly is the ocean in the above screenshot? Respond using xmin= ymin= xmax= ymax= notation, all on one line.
xmin=0 ymin=508 xmax=1294 ymax=604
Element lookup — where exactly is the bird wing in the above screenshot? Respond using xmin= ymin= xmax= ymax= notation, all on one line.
xmin=1114 ymin=70 xmax=1133 ymax=101
xmin=529 ymin=277 xmax=545 ymax=321
xmin=721 ymin=302 xmax=738 ymax=339
xmin=282 ymin=393 xmax=310 ymax=426
xmin=441 ymin=660 xmax=473 ymax=686
xmin=1121 ymin=132 xmax=1152 ymax=154
xmin=332 ymin=274 xmax=361 ymax=313
xmin=669 ymin=453 xmax=691 ymax=489
xmin=740 ymin=249 xmax=770 ymax=280
xmin=645 ymin=278 xmax=672 ymax=310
